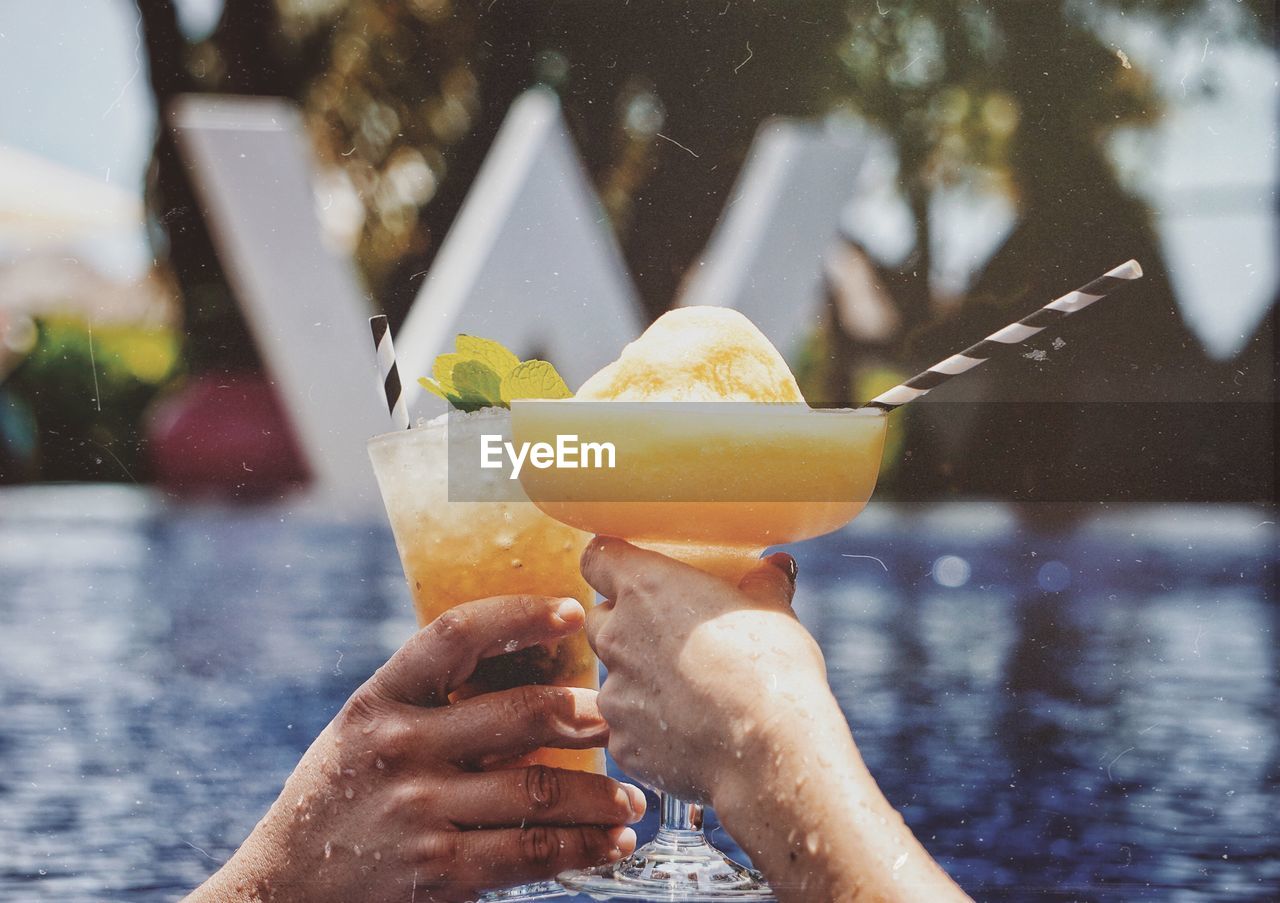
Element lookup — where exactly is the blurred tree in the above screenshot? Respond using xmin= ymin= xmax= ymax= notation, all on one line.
xmin=825 ymin=0 xmax=1273 ymax=508
xmin=286 ymin=1 xmax=850 ymax=320
xmin=136 ymin=0 xmax=1270 ymax=353
xmin=132 ymin=0 xmax=1272 ymax=502
xmin=4 ymin=316 xmax=179 ymax=483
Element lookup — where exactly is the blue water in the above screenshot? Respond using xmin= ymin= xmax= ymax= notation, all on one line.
xmin=0 ymin=488 xmax=1275 ymax=900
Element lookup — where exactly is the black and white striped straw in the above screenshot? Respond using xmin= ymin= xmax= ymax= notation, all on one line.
xmin=370 ymin=315 xmax=410 ymax=430
xmin=862 ymin=259 xmax=1143 ymax=411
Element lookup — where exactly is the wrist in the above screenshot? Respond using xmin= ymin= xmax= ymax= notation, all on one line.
xmin=189 ymin=816 xmax=296 ymax=902
xmin=711 ymin=675 xmax=846 ymax=817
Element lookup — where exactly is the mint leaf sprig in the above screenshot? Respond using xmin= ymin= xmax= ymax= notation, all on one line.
xmin=419 ymin=335 xmax=572 ymax=411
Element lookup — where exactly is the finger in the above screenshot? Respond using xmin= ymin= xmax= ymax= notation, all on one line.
xmin=579 ymin=535 xmax=707 ymax=602
xmin=584 ymin=597 xmax=612 ymax=659
xmin=737 ymin=552 xmax=798 ymax=609
xmin=370 ymin=594 xmax=586 ymax=707
xmin=456 ymin=825 xmax=636 ymax=888
xmin=429 ymin=685 xmax=608 ymax=765
xmin=445 ymin=766 xmax=645 ymax=829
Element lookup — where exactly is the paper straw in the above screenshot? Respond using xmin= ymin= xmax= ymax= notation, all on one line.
xmin=862 ymin=259 xmax=1144 ymax=411
xmin=369 ymin=315 xmax=410 ymax=430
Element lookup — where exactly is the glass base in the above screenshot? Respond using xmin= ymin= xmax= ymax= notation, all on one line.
xmin=558 ymin=830 xmax=776 ymax=901
xmin=478 ymin=880 xmax=571 ymax=901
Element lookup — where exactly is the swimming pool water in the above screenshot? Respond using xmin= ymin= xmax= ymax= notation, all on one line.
xmin=0 ymin=487 xmax=1275 ymax=900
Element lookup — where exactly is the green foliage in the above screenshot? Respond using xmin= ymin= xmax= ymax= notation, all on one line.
xmin=7 ymin=316 xmax=181 ymax=482
xmin=419 ymin=335 xmax=571 ymax=412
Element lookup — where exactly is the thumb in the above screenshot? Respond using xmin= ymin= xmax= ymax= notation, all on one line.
xmin=737 ymin=552 xmax=798 ymax=610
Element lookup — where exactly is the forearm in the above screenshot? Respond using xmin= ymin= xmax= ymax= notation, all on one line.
xmin=713 ymin=687 xmax=970 ymax=903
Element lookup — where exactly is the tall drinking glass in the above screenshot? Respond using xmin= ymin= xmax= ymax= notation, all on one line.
xmin=368 ymin=409 xmax=603 ymax=901
xmin=512 ymin=401 xmax=888 ymax=901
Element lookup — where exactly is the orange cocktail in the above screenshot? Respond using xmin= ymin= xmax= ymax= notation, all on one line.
xmin=507 ymin=306 xmax=889 ymax=900
xmin=511 ymin=401 xmax=888 ymax=581
xmin=368 ymin=408 xmax=602 ymax=774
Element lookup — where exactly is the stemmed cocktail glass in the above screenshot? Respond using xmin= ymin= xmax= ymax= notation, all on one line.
xmin=511 ymin=400 xmax=888 ymax=901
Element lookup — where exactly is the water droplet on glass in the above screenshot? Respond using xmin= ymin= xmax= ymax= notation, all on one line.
xmin=375 ymin=757 xmax=386 ymax=770
xmin=344 ymin=787 xmax=354 ymax=799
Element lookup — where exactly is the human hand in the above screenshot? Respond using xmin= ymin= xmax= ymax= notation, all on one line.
xmin=581 ymin=537 xmax=829 ymax=804
xmin=187 ymin=594 xmax=644 ymax=903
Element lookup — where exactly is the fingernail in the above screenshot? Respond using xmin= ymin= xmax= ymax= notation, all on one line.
xmin=622 ymin=784 xmax=647 ymax=821
xmin=605 ymin=826 xmax=636 ymax=860
xmin=555 ymin=714 xmax=608 ymax=741
xmin=554 ymin=598 xmax=585 ymax=625
xmin=768 ymin=552 xmax=798 ymax=585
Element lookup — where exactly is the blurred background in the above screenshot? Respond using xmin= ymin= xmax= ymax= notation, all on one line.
xmin=0 ymin=0 xmax=1274 ymax=501
xmin=0 ymin=1 xmax=1276 ymax=900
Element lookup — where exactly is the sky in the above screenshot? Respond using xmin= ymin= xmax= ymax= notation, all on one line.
xmin=0 ymin=0 xmax=1274 ymax=357
xmin=0 ymin=0 xmax=221 ymax=278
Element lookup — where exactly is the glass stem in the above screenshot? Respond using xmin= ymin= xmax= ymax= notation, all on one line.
xmin=655 ymin=792 xmax=706 ymax=847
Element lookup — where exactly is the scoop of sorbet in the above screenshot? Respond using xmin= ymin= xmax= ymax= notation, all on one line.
xmin=574 ymin=306 xmax=805 ymax=403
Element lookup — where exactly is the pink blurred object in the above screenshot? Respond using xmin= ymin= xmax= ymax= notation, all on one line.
xmin=146 ymin=372 xmax=309 ymax=500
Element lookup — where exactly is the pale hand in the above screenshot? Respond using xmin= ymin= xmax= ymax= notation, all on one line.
xmin=580 ymin=537 xmax=971 ymax=903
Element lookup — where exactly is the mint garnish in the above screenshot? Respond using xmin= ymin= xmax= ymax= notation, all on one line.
xmin=419 ymin=335 xmax=572 ymax=411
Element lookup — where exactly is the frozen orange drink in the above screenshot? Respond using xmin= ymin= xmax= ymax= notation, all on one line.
xmin=508 ymin=307 xmax=888 ymax=900
xmin=514 ymin=307 xmax=887 ymax=581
